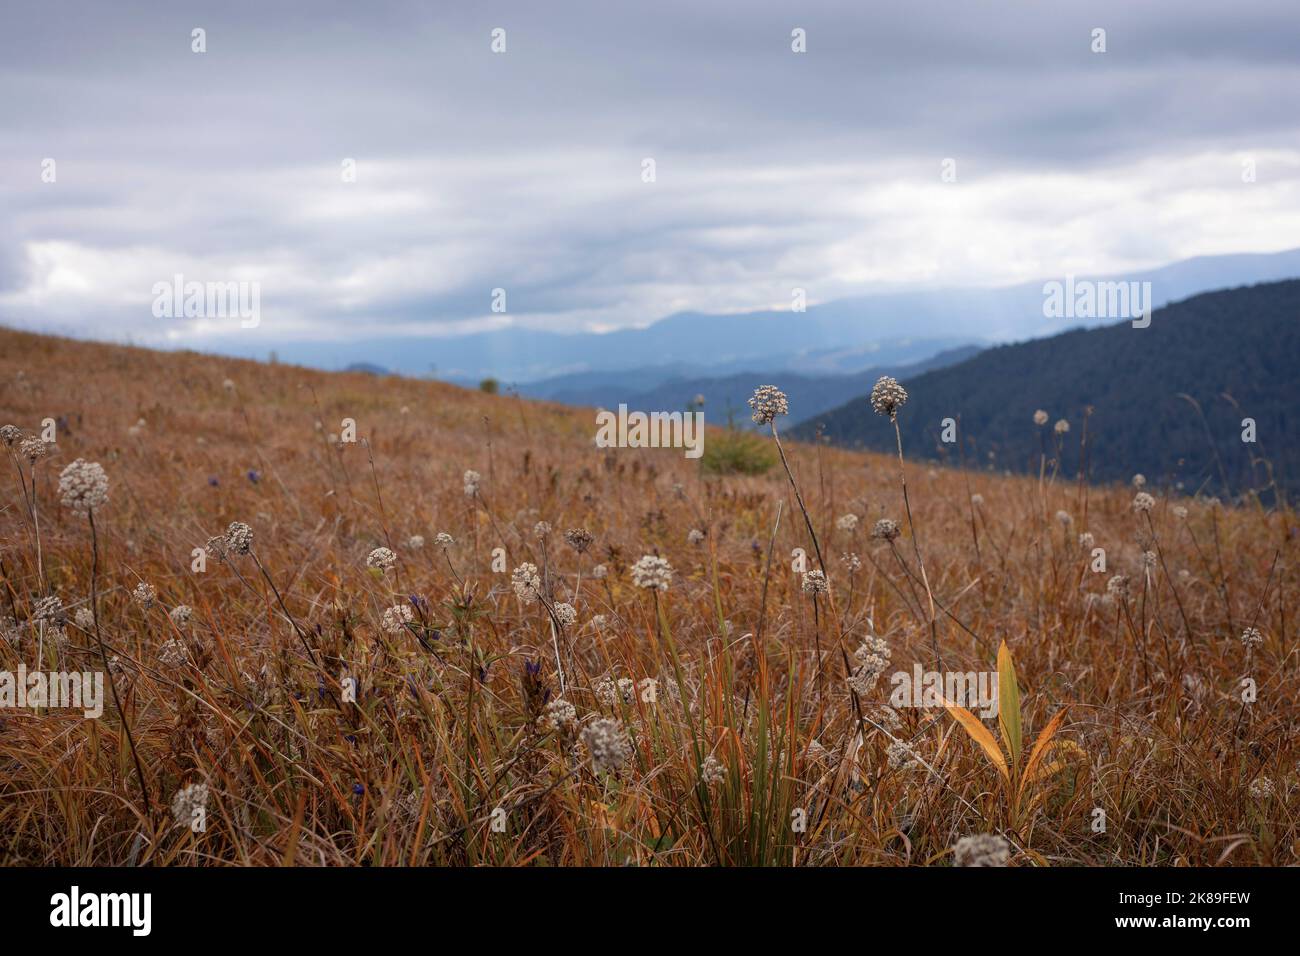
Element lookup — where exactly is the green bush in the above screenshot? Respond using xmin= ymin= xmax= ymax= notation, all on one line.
xmin=701 ymin=426 xmax=776 ymax=476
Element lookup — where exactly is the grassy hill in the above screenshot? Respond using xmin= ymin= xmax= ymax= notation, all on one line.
xmin=795 ymin=281 xmax=1300 ymax=502
xmin=0 ymin=326 xmax=1295 ymax=866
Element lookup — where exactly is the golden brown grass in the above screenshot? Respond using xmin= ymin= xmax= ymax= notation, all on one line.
xmin=0 ymin=327 xmax=1295 ymax=866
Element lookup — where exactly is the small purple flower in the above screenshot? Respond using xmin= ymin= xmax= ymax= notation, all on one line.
xmin=208 ymin=475 xmax=219 ymax=487
xmin=247 ymin=469 xmax=261 ymax=484
xmin=352 ymin=783 xmax=365 ymax=796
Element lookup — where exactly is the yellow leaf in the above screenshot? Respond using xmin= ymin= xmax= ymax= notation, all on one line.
xmin=1021 ymin=708 xmax=1066 ymax=791
xmin=942 ymin=700 xmax=1009 ymax=780
xmin=997 ymin=640 xmax=1022 ymax=771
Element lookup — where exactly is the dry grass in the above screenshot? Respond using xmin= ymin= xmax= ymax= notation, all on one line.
xmin=0 ymin=326 xmax=1295 ymax=866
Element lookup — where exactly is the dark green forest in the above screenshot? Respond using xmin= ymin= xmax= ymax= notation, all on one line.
xmin=795 ymin=280 xmax=1298 ymax=501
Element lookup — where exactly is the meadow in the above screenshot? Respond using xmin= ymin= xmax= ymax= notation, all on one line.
xmin=0 ymin=326 xmax=1294 ymax=866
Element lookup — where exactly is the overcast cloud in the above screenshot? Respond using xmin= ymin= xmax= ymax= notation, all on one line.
xmin=2 ymin=0 xmax=1299 ymax=348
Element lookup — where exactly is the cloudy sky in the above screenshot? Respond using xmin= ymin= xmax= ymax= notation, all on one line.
xmin=2 ymin=0 xmax=1299 ymax=349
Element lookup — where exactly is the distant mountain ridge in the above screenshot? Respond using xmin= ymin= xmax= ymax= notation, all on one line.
xmin=525 ymin=345 xmax=982 ymax=427
xmin=210 ymin=247 xmax=1300 ymax=391
xmin=793 ymin=280 xmax=1300 ymax=498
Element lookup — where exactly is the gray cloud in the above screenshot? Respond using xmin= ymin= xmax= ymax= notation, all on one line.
xmin=2 ymin=0 xmax=1299 ymax=347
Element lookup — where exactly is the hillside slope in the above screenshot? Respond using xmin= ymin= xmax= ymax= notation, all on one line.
xmin=795 ymin=280 xmax=1300 ymax=499
xmin=0 ymin=326 xmax=1294 ymax=867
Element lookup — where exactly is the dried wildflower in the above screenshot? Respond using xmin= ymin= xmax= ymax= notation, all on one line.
xmin=463 ymin=469 xmax=481 ymax=497
xmin=205 ymin=535 xmax=230 ymax=562
xmin=1132 ymin=492 xmax=1156 ymax=513
xmin=407 ymin=534 xmax=425 ymax=549
xmin=591 ymin=613 xmax=608 ymax=630
xmin=554 ymin=602 xmax=578 ymax=628
xmin=132 ymin=582 xmax=157 ymax=609
xmin=590 ymin=563 xmax=608 ymax=580
xmin=1055 ymin=510 xmax=1072 ymax=526
xmin=836 ymin=513 xmax=859 ymax=532
xmin=868 ymin=704 xmax=903 ymax=732
xmin=381 ymin=603 xmax=414 ymax=634
xmin=701 ymin=753 xmax=726 ymax=786
xmin=1240 ymin=627 xmax=1263 ymax=649
xmin=616 ymin=677 xmax=636 ymax=702
xmin=57 ymin=459 xmax=109 ymax=513
xmin=171 ymin=783 xmax=209 ymax=828
xmin=801 ymin=569 xmax=828 ymax=594
xmin=0 ymin=424 xmax=21 ymax=446
xmin=887 ymin=740 xmax=920 ymax=771
xmin=32 ymin=595 xmax=67 ymax=627
xmin=841 ymin=552 xmax=862 ymax=572
xmin=871 ymin=518 xmax=901 ymax=541
xmin=953 ymin=833 xmax=1010 ymax=867
xmin=580 ymin=718 xmax=631 ymax=774
xmin=169 ymin=605 xmax=193 ymax=626
xmin=970 ymin=493 xmax=984 ymax=506
xmin=594 ymin=677 xmax=618 ymax=705
xmin=1142 ymin=550 xmax=1157 ymax=569
xmin=1248 ymin=776 xmax=1276 ymax=800
xmin=366 ymin=546 xmax=397 ymax=573
xmin=1054 ymin=419 xmax=1069 ymax=435
xmin=533 ymin=520 xmax=552 ymax=540
xmin=158 ymin=638 xmax=188 ymax=666
xmin=1106 ymin=574 xmax=1130 ymax=598
xmin=870 ymin=376 xmax=908 ymax=419
xmin=73 ymin=607 xmax=95 ymax=630
xmin=564 ymin=527 xmax=593 ymax=553
xmin=1172 ymin=505 xmax=1188 ymax=519
xmin=225 ymin=521 xmax=253 ymax=556
xmin=1033 ymin=409 xmax=1049 ymax=426
xmin=687 ymin=528 xmax=706 ymax=545
xmin=848 ymin=633 xmax=891 ymax=696
xmin=1078 ymin=531 xmax=1095 ymax=549
xmin=1132 ymin=473 xmax=1147 ymax=489
xmin=747 ymin=385 xmax=789 ymax=425
xmin=541 ymin=698 xmax=577 ymax=734
xmin=434 ymin=532 xmax=454 ymax=549
xmin=19 ymin=437 xmax=47 ymax=461
xmin=630 ymin=554 xmax=673 ymax=591
xmin=511 ymin=563 xmax=541 ymax=604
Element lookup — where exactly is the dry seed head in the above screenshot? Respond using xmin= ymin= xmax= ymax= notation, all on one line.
xmin=554 ymin=602 xmax=577 ymax=628
xmin=870 ymin=376 xmax=908 ymax=419
xmin=381 ymin=603 xmax=414 ymax=634
xmin=511 ymin=563 xmax=541 ymax=603
xmin=171 ymin=783 xmax=209 ymax=827
xmin=564 ymin=527 xmax=593 ymax=553
xmin=953 ymin=833 xmax=1010 ymax=867
xmin=226 ymin=521 xmax=253 ymax=556
xmin=801 ymin=569 xmax=828 ymax=594
xmin=132 ymin=582 xmax=157 ymax=609
xmin=581 ymin=717 xmax=631 ymax=774
xmin=871 ymin=518 xmax=901 ymax=541
xmin=747 ymin=385 xmax=789 ymax=425
xmin=630 ymin=554 xmax=673 ymax=591
xmin=366 ymin=546 xmax=397 ymax=572
xmin=58 ymin=459 xmax=109 ymax=513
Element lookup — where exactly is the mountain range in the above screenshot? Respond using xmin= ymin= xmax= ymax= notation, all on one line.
xmin=793 ymin=280 xmax=1300 ymax=499
xmin=216 ymin=248 xmax=1300 ymax=398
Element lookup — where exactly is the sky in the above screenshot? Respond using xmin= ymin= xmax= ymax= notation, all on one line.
xmin=2 ymin=0 xmax=1299 ymax=350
